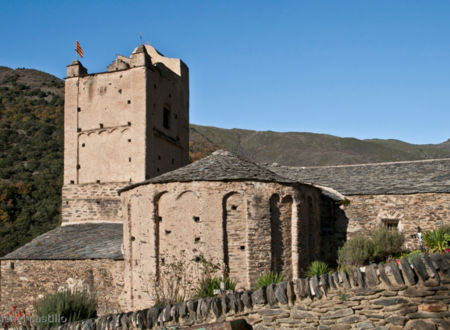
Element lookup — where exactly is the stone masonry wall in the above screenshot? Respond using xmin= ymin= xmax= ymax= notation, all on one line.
xmin=0 ymin=259 xmax=125 ymax=316
xmin=344 ymin=193 xmax=450 ymax=249
xmin=61 ymin=182 xmax=126 ymax=224
xmin=55 ymin=252 xmax=449 ymax=329
xmin=121 ymin=181 xmax=322 ymax=311
xmin=64 ymin=46 xmax=189 ymax=187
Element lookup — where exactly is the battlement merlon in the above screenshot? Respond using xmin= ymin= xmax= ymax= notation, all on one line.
xmin=66 ymin=60 xmax=88 ymax=77
xmin=66 ymin=44 xmax=188 ymax=81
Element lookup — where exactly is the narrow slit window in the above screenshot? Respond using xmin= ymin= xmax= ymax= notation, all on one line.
xmin=163 ymin=106 xmax=170 ymax=129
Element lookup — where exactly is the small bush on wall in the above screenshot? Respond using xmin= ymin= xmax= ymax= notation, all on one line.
xmin=338 ymin=235 xmax=375 ymax=268
xmin=371 ymin=226 xmax=405 ymax=262
xmin=34 ymin=289 xmax=96 ymax=327
xmin=338 ymin=226 xmax=407 ymax=268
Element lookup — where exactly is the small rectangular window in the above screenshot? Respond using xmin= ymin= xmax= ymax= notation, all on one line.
xmin=382 ymin=219 xmax=399 ymax=232
xmin=163 ymin=106 xmax=170 ymax=129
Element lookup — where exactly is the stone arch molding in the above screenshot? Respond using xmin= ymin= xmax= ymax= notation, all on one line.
xmin=79 ymin=127 xmax=130 ymax=137
xmin=377 ymin=210 xmax=405 ymax=231
xmin=175 ymin=190 xmax=200 ymax=200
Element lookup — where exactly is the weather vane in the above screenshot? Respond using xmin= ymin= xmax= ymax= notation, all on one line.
xmin=139 ymin=32 xmax=143 ymax=45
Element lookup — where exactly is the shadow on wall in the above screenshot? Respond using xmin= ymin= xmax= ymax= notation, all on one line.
xmin=270 ymin=194 xmax=293 ymax=281
xmin=319 ymin=196 xmax=349 ymax=269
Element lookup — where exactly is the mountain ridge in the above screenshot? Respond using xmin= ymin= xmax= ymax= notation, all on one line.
xmin=189 ymin=123 xmax=450 ymax=166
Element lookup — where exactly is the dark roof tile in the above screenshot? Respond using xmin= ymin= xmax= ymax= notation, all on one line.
xmin=1 ymin=223 xmax=123 ymax=260
xmin=119 ymin=150 xmax=294 ymax=193
xmin=269 ymin=158 xmax=450 ymax=195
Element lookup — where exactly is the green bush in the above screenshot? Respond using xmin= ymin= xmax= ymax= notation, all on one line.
xmin=195 ymin=277 xmax=236 ymax=298
xmin=423 ymin=228 xmax=450 ymax=253
xmin=256 ymin=272 xmax=284 ymax=289
xmin=305 ymin=261 xmax=330 ymax=277
xmin=371 ymin=226 xmax=405 ymax=262
xmin=34 ymin=289 xmax=96 ymax=327
xmin=338 ymin=235 xmax=374 ymax=268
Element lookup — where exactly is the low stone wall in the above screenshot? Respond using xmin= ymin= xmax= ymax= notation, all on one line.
xmin=58 ymin=253 xmax=449 ymax=329
xmin=0 ymin=259 xmax=125 ymax=316
xmin=62 ymin=182 xmax=127 ymax=224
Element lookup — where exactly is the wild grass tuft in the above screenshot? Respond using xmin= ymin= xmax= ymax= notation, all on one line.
xmin=256 ymin=272 xmax=284 ymax=289
xmin=305 ymin=261 xmax=330 ymax=277
xmin=195 ymin=277 xmax=237 ymax=298
xmin=423 ymin=228 xmax=450 ymax=253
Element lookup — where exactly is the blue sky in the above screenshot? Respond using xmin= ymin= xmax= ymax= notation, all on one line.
xmin=1 ymin=1 xmax=449 ymax=144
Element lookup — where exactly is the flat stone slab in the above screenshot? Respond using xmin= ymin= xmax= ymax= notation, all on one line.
xmin=321 ymin=308 xmax=354 ymax=320
xmin=373 ymin=297 xmax=408 ymax=306
xmin=184 ymin=319 xmax=252 ymax=330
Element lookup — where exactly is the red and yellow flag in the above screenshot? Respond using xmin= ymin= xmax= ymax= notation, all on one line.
xmin=75 ymin=41 xmax=84 ymax=58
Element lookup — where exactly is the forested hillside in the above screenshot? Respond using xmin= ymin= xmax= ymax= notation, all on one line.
xmin=0 ymin=67 xmax=64 ymax=255
xmin=0 ymin=66 xmax=449 ymax=256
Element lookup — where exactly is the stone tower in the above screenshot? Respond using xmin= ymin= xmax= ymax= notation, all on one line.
xmin=62 ymin=44 xmax=189 ymax=224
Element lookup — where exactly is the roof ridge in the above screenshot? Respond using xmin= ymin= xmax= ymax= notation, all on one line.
xmin=119 ymin=150 xmax=296 ymax=194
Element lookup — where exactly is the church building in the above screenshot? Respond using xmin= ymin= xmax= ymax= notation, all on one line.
xmin=0 ymin=43 xmax=448 ymax=316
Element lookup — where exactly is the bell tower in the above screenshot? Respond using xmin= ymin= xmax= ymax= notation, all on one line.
xmin=62 ymin=44 xmax=189 ymax=224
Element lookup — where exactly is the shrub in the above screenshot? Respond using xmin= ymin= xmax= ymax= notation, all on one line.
xmin=423 ymin=228 xmax=450 ymax=253
xmin=338 ymin=235 xmax=374 ymax=268
xmin=371 ymin=226 xmax=405 ymax=262
xmin=305 ymin=261 xmax=330 ymax=277
xmin=195 ymin=277 xmax=237 ymax=298
xmin=256 ymin=272 xmax=284 ymax=289
xmin=150 ymin=253 xmax=193 ymax=306
xmin=150 ymin=253 xmax=226 ymax=305
xmin=34 ymin=289 xmax=96 ymax=327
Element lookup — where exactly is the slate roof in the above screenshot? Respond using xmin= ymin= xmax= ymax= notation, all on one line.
xmin=269 ymin=158 xmax=450 ymax=195
xmin=119 ymin=150 xmax=295 ymax=193
xmin=1 ymin=223 xmax=123 ymax=260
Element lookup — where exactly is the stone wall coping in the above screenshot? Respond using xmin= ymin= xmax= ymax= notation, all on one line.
xmin=55 ymin=252 xmax=449 ymax=329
